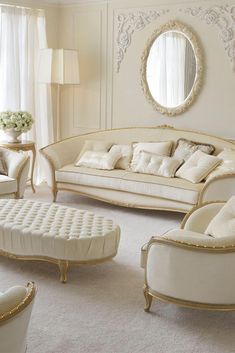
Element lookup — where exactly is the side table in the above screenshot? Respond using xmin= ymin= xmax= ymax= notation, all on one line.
xmin=0 ymin=140 xmax=36 ymax=193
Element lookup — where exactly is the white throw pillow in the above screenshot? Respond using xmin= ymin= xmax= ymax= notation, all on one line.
xmin=76 ymin=140 xmax=113 ymax=161
xmin=133 ymin=151 xmax=183 ymax=178
xmin=172 ymin=138 xmax=215 ymax=161
xmin=130 ymin=141 xmax=173 ymax=171
xmin=75 ymin=150 xmax=121 ymax=170
xmin=206 ymin=149 xmax=235 ymax=181
xmin=109 ymin=144 xmax=133 ymax=170
xmin=176 ymin=150 xmax=221 ymax=183
xmin=205 ymin=196 xmax=235 ymax=238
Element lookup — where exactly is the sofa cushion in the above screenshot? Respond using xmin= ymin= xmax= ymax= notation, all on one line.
xmin=56 ymin=164 xmax=203 ymax=205
xmin=172 ymin=138 xmax=215 ymax=161
xmin=76 ymin=140 xmax=113 ymax=161
xmin=205 ymin=196 xmax=235 ymax=238
xmin=0 ymin=175 xmax=17 ymax=194
xmin=133 ymin=151 xmax=183 ymax=178
xmin=206 ymin=148 xmax=235 ymax=181
xmin=75 ymin=150 xmax=121 ymax=170
xmin=109 ymin=144 xmax=133 ymax=170
xmin=130 ymin=141 xmax=173 ymax=171
xmin=176 ymin=150 xmax=221 ymax=183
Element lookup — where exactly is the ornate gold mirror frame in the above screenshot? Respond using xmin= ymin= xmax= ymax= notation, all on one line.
xmin=140 ymin=21 xmax=203 ymax=116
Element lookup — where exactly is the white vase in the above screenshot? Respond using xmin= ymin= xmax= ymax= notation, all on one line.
xmin=4 ymin=129 xmax=22 ymax=143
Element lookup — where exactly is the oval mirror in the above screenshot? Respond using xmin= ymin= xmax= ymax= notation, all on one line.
xmin=141 ymin=21 xmax=203 ymax=116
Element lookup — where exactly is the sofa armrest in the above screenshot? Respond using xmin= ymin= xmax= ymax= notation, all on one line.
xmin=17 ymin=158 xmax=30 ymax=198
xmin=199 ymin=173 xmax=235 ymax=204
xmin=180 ymin=202 xmax=224 ymax=233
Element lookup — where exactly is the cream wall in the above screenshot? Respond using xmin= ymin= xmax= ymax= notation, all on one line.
xmin=57 ymin=0 xmax=235 ymax=140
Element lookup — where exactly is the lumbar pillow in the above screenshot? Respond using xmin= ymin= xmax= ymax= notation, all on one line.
xmin=205 ymin=196 xmax=235 ymax=238
xmin=133 ymin=151 xmax=183 ymax=178
xmin=176 ymin=150 xmax=221 ymax=183
xmin=130 ymin=141 xmax=173 ymax=171
xmin=76 ymin=140 xmax=113 ymax=161
xmin=109 ymin=144 xmax=133 ymax=170
xmin=172 ymin=138 xmax=215 ymax=161
xmin=75 ymin=150 xmax=121 ymax=170
xmin=206 ymin=148 xmax=235 ymax=181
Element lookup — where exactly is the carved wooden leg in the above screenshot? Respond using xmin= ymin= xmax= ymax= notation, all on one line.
xmin=58 ymin=260 xmax=69 ymax=283
xmin=53 ymin=189 xmax=58 ymax=202
xmin=143 ymin=286 xmax=153 ymax=312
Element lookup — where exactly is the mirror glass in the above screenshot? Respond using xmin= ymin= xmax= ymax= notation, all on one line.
xmin=146 ymin=31 xmax=196 ymax=109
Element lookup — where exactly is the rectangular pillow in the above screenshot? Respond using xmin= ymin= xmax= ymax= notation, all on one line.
xmin=0 ymin=153 xmax=7 ymax=176
xmin=172 ymin=138 xmax=215 ymax=161
xmin=206 ymin=148 xmax=235 ymax=181
xmin=76 ymin=140 xmax=113 ymax=161
xmin=133 ymin=151 xmax=183 ymax=178
xmin=130 ymin=141 xmax=173 ymax=171
xmin=176 ymin=150 xmax=221 ymax=183
xmin=205 ymin=196 xmax=235 ymax=238
xmin=75 ymin=150 xmax=121 ymax=170
xmin=109 ymin=144 xmax=133 ymax=170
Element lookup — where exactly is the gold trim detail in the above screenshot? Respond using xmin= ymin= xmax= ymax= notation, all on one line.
xmin=0 ymin=249 xmax=118 ymax=283
xmin=143 ymin=287 xmax=235 ymax=312
xmin=140 ymin=21 xmax=203 ymax=116
xmin=0 ymin=282 xmax=36 ymax=323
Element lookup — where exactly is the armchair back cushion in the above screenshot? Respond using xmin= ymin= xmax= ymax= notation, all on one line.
xmin=205 ymin=196 xmax=235 ymax=238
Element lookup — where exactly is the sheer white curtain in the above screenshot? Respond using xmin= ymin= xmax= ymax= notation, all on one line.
xmin=147 ymin=32 xmax=186 ymax=107
xmin=0 ymin=5 xmax=54 ymax=183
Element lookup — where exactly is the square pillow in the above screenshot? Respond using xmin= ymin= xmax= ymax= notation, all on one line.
xmin=206 ymin=148 xmax=235 ymax=181
xmin=205 ymin=196 xmax=235 ymax=238
xmin=109 ymin=144 xmax=133 ymax=170
xmin=130 ymin=141 xmax=173 ymax=171
xmin=76 ymin=140 xmax=113 ymax=161
xmin=176 ymin=150 xmax=221 ymax=183
xmin=133 ymin=151 xmax=183 ymax=178
xmin=75 ymin=150 xmax=121 ymax=170
xmin=0 ymin=153 xmax=7 ymax=176
xmin=172 ymin=138 xmax=215 ymax=161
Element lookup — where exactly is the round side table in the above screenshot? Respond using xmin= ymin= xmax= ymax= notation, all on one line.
xmin=0 ymin=140 xmax=36 ymax=193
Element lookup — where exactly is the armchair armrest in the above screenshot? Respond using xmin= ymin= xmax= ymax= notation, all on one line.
xmin=145 ymin=233 xmax=235 ymax=305
xmin=199 ymin=173 xmax=235 ymax=204
xmin=180 ymin=202 xmax=224 ymax=233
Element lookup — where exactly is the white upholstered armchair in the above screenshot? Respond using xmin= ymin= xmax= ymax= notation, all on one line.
xmin=0 ymin=147 xmax=30 ymax=199
xmin=0 ymin=282 xmax=36 ymax=353
xmin=141 ymin=200 xmax=235 ymax=312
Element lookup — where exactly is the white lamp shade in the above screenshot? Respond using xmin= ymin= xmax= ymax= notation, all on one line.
xmin=38 ymin=49 xmax=80 ymax=85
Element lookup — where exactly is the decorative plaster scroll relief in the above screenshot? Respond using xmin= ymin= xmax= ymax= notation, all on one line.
xmin=180 ymin=5 xmax=235 ymax=71
xmin=116 ymin=10 xmax=169 ymax=73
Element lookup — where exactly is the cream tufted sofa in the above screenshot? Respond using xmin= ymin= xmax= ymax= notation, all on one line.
xmin=141 ymin=200 xmax=235 ymax=312
xmin=0 ymin=282 xmax=36 ymax=353
xmin=0 ymin=147 xmax=30 ymax=199
xmin=40 ymin=126 xmax=235 ymax=213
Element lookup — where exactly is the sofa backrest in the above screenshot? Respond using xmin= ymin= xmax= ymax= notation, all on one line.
xmin=42 ymin=126 xmax=235 ymax=169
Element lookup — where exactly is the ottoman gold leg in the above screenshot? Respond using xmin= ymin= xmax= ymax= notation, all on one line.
xmin=58 ymin=260 xmax=69 ymax=283
xmin=143 ymin=286 xmax=153 ymax=312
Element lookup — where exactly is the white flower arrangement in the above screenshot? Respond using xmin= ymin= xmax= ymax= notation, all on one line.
xmin=0 ymin=111 xmax=34 ymax=133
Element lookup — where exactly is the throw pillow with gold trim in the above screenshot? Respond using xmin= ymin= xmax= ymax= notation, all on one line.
xmin=172 ymin=138 xmax=215 ymax=161
xmin=75 ymin=150 xmax=121 ymax=170
xmin=134 ymin=151 xmax=183 ymax=178
xmin=176 ymin=150 xmax=221 ymax=183
xmin=0 ymin=153 xmax=7 ymax=175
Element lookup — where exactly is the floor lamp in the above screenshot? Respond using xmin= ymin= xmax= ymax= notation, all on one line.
xmin=38 ymin=49 xmax=80 ymax=141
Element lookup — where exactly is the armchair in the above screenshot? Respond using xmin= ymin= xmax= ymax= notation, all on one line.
xmin=0 ymin=282 xmax=36 ymax=353
xmin=142 ymin=201 xmax=235 ymax=312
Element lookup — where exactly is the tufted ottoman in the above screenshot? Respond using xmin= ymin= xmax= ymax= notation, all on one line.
xmin=0 ymin=199 xmax=120 ymax=282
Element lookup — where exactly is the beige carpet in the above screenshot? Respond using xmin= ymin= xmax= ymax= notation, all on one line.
xmin=1 ymin=185 xmax=235 ymax=353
